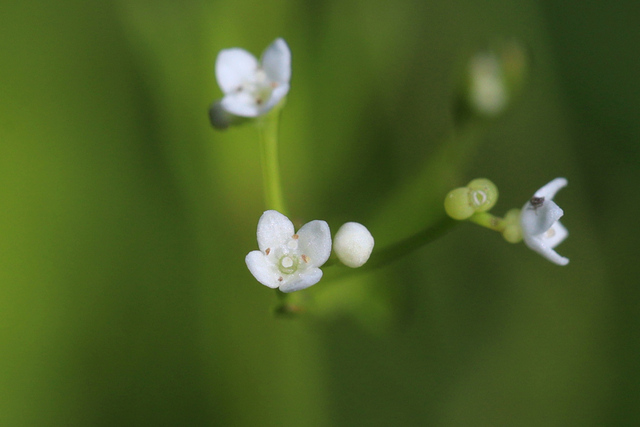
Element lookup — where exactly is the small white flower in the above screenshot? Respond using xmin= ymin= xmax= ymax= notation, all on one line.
xmin=214 ymin=38 xmax=291 ymax=119
xmin=520 ymin=178 xmax=569 ymax=266
xmin=245 ymin=210 xmax=331 ymax=292
xmin=333 ymin=222 xmax=375 ymax=268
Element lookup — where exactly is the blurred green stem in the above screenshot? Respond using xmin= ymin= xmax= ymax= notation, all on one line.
xmin=369 ymin=119 xmax=487 ymax=247
xmin=366 ymin=216 xmax=457 ymax=270
xmin=257 ymin=104 xmax=287 ymax=214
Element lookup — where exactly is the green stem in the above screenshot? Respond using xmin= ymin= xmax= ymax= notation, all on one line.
xmin=468 ymin=211 xmax=505 ymax=232
xmin=366 ymin=216 xmax=457 ymax=270
xmin=257 ymin=106 xmax=287 ymax=214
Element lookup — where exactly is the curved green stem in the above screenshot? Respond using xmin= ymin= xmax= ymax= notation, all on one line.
xmin=365 ymin=216 xmax=457 ymax=270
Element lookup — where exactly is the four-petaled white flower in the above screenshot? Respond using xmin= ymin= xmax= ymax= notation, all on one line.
xmin=520 ymin=177 xmax=569 ymax=266
xmin=215 ymin=38 xmax=291 ymax=119
xmin=246 ymin=210 xmax=332 ymax=292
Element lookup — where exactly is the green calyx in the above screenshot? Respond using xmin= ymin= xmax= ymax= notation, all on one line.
xmin=501 ymin=208 xmax=523 ymax=243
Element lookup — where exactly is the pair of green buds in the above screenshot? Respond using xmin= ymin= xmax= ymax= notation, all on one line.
xmin=444 ymin=178 xmax=522 ymax=244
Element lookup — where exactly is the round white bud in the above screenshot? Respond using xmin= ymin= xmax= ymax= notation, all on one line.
xmin=333 ymin=222 xmax=375 ymax=268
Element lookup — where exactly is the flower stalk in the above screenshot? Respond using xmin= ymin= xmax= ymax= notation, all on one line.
xmin=257 ymin=104 xmax=287 ymax=214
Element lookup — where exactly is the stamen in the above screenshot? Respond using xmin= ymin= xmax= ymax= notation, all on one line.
xmin=292 ymin=234 xmax=299 ymax=240
xmin=265 ymin=248 xmax=271 ymax=256
xmin=301 ymin=254 xmax=309 ymax=263
xmin=278 ymin=276 xmax=283 ymax=282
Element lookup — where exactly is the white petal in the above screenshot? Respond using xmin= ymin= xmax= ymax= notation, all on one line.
xmin=521 ymin=199 xmax=564 ymax=236
xmin=544 ymin=221 xmax=568 ymax=249
xmin=256 ymin=210 xmax=295 ymax=253
xmin=523 ymin=235 xmax=569 ymax=266
xmin=215 ymin=48 xmax=258 ymax=94
xmin=261 ymin=38 xmax=291 ymax=84
xmin=297 ymin=220 xmax=332 ymax=268
xmin=221 ymin=92 xmax=261 ymax=117
xmin=534 ymin=177 xmax=568 ymax=199
xmin=279 ymin=268 xmax=323 ymax=293
xmin=245 ymin=251 xmax=280 ymax=288
xmin=258 ymin=83 xmax=290 ymax=114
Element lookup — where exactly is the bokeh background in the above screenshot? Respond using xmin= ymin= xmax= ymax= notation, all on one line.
xmin=1 ymin=0 xmax=638 ymax=425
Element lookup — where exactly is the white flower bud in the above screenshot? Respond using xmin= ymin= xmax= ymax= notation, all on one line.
xmin=333 ymin=222 xmax=375 ymax=268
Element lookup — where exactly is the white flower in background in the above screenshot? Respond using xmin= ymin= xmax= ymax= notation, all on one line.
xmin=333 ymin=222 xmax=375 ymax=268
xmin=520 ymin=178 xmax=569 ymax=266
xmin=215 ymin=38 xmax=291 ymax=119
xmin=245 ymin=210 xmax=331 ymax=292
xmin=468 ymin=51 xmax=508 ymax=117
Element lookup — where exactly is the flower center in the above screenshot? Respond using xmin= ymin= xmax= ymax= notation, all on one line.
xmin=278 ymin=255 xmax=299 ymax=275
xmin=239 ymin=69 xmax=274 ymax=107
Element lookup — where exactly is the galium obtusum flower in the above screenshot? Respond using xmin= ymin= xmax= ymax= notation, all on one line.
xmin=520 ymin=178 xmax=569 ymax=266
xmin=245 ymin=210 xmax=331 ymax=293
xmin=209 ymin=38 xmax=291 ymax=128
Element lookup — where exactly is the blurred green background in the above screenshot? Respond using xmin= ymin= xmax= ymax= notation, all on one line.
xmin=1 ymin=0 xmax=638 ymax=425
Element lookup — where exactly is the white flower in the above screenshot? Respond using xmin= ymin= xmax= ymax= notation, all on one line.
xmin=520 ymin=178 xmax=569 ymax=266
xmin=214 ymin=38 xmax=291 ymax=119
xmin=245 ymin=210 xmax=331 ymax=292
xmin=333 ymin=222 xmax=375 ymax=268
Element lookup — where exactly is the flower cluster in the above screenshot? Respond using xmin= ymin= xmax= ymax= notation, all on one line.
xmin=444 ymin=177 xmax=569 ymax=266
xmin=209 ymin=38 xmax=570 ymax=301
xmin=245 ymin=211 xmax=375 ymax=292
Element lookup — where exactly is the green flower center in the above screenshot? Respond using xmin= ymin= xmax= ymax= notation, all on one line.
xmin=278 ymin=255 xmax=299 ymax=275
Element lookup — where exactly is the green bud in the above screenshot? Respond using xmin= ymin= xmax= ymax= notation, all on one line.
xmin=502 ymin=208 xmax=523 ymax=243
xmin=467 ymin=178 xmax=498 ymax=212
xmin=444 ymin=187 xmax=475 ymax=220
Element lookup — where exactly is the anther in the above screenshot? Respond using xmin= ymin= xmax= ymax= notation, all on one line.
xmin=265 ymin=248 xmax=271 ymax=255
xmin=301 ymin=254 xmax=309 ymax=263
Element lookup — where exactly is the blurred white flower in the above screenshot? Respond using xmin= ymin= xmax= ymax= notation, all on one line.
xmin=245 ymin=210 xmax=331 ymax=292
xmin=333 ymin=222 xmax=375 ymax=268
xmin=468 ymin=52 xmax=508 ymax=117
xmin=520 ymin=178 xmax=569 ymax=266
xmin=213 ymin=38 xmax=291 ymax=120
